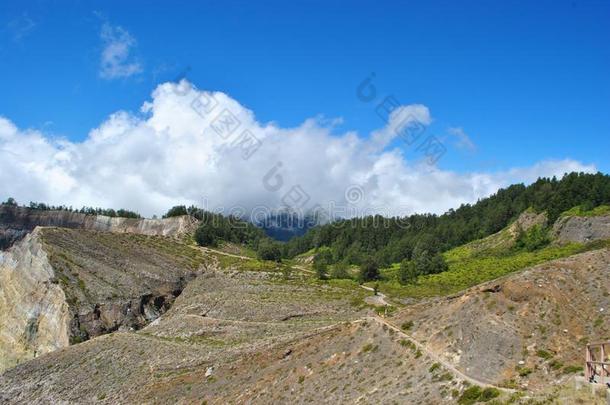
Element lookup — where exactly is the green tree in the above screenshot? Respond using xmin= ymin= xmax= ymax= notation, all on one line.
xmin=313 ymin=248 xmax=333 ymax=279
xmin=163 ymin=205 xmax=188 ymax=218
xmin=315 ymin=248 xmax=334 ymax=265
xmin=194 ymin=226 xmax=218 ymax=247
xmin=3 ymin=197 xmax=17 ymax=206
xmin=398 ymin=259 xmax=418 ymax=285
xmin=313 ymin=260 xmax=327 ymax=280
xmin=413 ymin=249 xmax=448 ymax=276
xmin=257 ymin=240 xmax=282 ymax=262
xmin=116 ymin=209 xmax=141 ymax=219
xmin=359 ymin=258 xmax=379 ymax=282
xmin=429 ymin=253 xmax=449 ymax=274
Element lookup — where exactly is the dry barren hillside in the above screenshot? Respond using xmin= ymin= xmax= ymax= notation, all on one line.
xmin=394 ymin=247 xmax=610 ymax=391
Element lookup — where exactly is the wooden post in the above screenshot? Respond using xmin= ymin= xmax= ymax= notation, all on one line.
xmin=602 ymin=344 xmax=606 ymax=386
xmin=584 ymin=341 xmax=610 ymax=385
xmin=586 ymin=345 xmax=591 ymax=382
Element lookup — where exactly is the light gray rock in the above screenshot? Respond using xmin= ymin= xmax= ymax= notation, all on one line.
xmin=552 ymin=214 xmax=610 ymax=243
xmin=0 ymin=204 xmax=198 ymax=250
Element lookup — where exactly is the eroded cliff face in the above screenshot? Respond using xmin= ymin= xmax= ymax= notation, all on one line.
xmin=0 ymin=227 xmax=207 ymax=373
xmin=552 ymin=214 xmax=610 ymax=243
xmin=0 ymin=205 xmax=198 ymax=250
xmin=0 ymin=229 xmax=71 ymax=372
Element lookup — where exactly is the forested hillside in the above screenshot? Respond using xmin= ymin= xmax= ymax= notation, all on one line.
xmin=282 ymin=172 xmax=610 ymax=266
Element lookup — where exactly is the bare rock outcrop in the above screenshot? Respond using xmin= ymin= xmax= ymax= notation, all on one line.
xmin=552 ymin=214 xmax=610 ymax=243
xmin=0 ymin=227 xmax=207 ymax=372
xmin=0 ymin=229 xmax=71 ymax=372
xmin=512 ymin=210 xmax=548 ymax=232
xmin=0 ymin=205 xmax=198 ymax=250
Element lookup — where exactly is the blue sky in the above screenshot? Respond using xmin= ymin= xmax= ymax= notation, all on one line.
xmin=0 ymin=1 xmax=608 ymax=216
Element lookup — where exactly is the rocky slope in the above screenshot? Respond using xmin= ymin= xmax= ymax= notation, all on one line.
xmin=0 ymin=204 xmax=198 ymax=249
xmin=553 ymin=213 xmax=610 ymax=243
xmin=0 ymin=227 xmax=207 ymax=372
xmin=0 ymin=264 xmax=378 ymax=403
xmin=393 ymin=247 xmax=610 ymax=391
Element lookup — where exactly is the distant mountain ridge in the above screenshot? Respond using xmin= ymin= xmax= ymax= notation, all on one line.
xmin=253 ymin=210 xmax=323 ymax=241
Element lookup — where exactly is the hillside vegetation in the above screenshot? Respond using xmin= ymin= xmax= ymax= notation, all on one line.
xmin=560 ymin=204 xmax=610 ymax=217
xmin=282 ymin=172 xmax=610 ymax=266
xmin=375 ymin=236 xmax=610 ymax=299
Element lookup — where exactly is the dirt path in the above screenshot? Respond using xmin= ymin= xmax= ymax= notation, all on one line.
xmin=359 ymin=285 xmax=391 ymax=306
xmin=291 ymin=264 xmax=314 ymax=274
xmin=200 ymin=246 xmax=317 ymax=275
xmin=368 ymin=316 xmax=515 ymax=392
xmin=197 ymin=246 xmax=254 ymax=261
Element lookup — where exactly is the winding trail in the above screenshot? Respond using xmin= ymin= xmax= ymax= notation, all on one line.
xmin=359 ymin=285 xmax=391 ymax=306
xmin=198 ymin=246 xmax=254 ymax=261
xmin=199 ymin=245 xmax=514 ymax=393
xmin=367 ymin=315 xmax=515 ymax=392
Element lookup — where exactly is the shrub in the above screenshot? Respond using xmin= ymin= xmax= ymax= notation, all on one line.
xmin=361 ymin=343 xmax=377 ymax=353
xmin=562 ymin=365 xmax=583 ymax=374
xmin=330 ymin=262 xmax=351 ymax=279
xmin=479 ymin=388 xmax=500 ymax=401
xmin=458 ymin=386 xmax=482 ymax=405
xmin=401 ymin=320 xmax=414 ymax=331
xmin=458 ymin=386 xmax=499 ymax=404
xmin=536 ymin=349 xmax=553 ymax=360
xmin=515 ymin=224 xmax=550 ymax=251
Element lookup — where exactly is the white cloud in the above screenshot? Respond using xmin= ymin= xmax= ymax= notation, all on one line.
xmin=448 ymin=127 xmax=476 ymax=152
xmin=99 ymin=23 xmax=142 ymax=80
xmin=0 ymin=81 xmax=597 ymax=218
xmin=369 ymin=105 xmax=431 ymax=150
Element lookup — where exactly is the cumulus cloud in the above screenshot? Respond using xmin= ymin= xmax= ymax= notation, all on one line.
xmin=99 ymin=23 xmax=142 ymax=79
xmin=0 ymin=81 xmax=597 ymax=218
